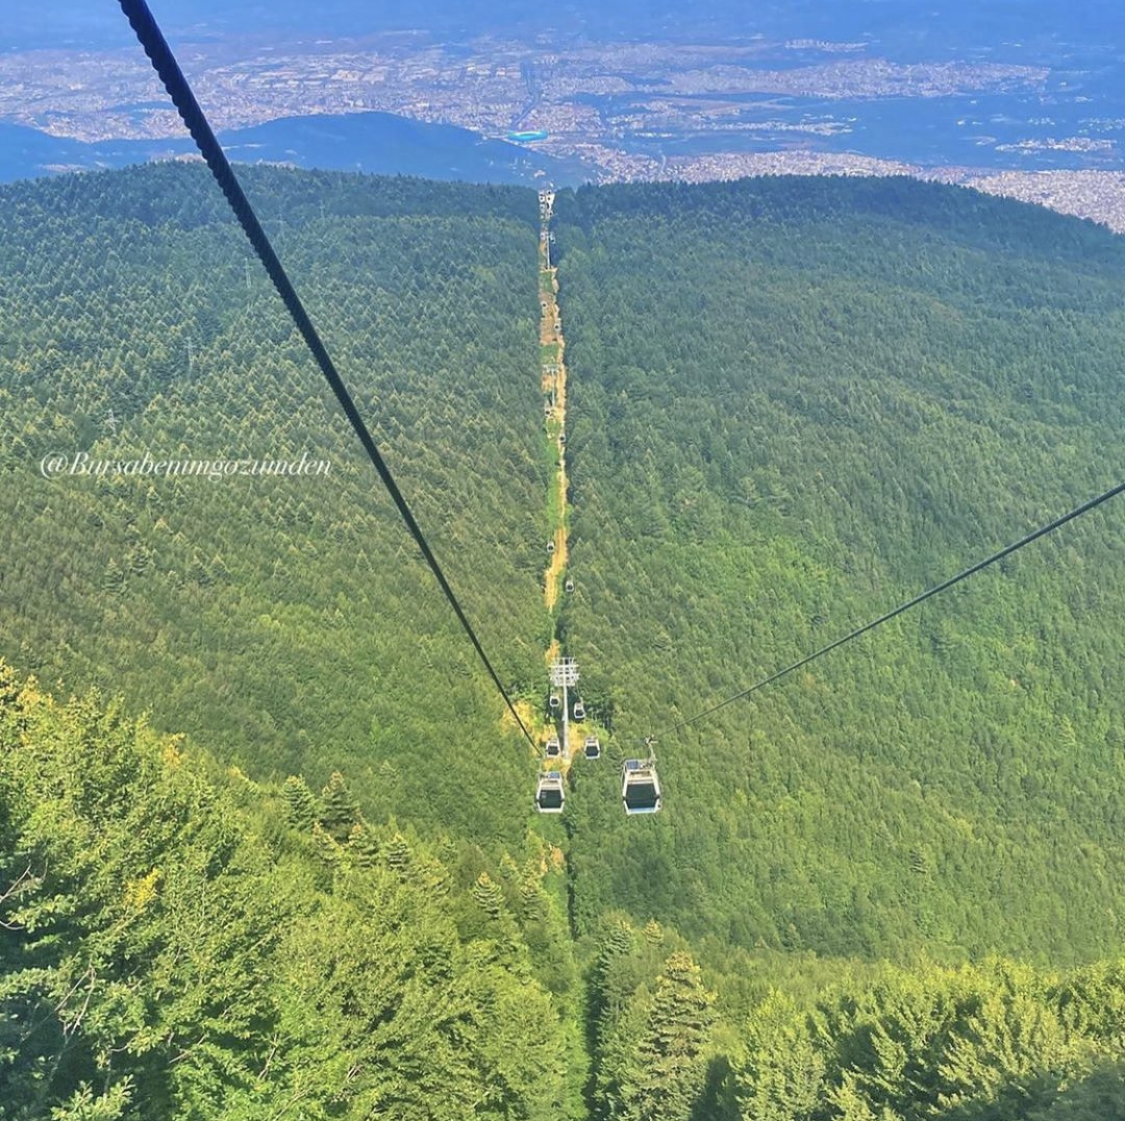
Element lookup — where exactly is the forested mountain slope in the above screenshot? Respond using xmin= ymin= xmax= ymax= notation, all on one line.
xmin=0 ymin=163 xmax=548 ymax=847
xmin=5 ymin=163 xmax=1125 ymax=979
xmin=6 ymin=664 xmax=1125 ymax=1120
xmin=0 ymin=662 xmax=573 ymax=1119
xmin=552 ymin=176 xmax=1125 ymax=964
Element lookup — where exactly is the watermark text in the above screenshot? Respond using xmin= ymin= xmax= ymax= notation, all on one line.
xmin=40 ymin=450 xmax=331 ymax=482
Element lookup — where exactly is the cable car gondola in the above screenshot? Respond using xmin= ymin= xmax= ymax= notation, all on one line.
xmin=622 ymin=759 xmax=661 ymax=814
xmin=584 ymin=734 xmax=601 ymax=760
xmin=536 ymin=771 xmax=565 ymax=813
xmin=565 ymin=578 xmax=574 ymax=594
xmin=545 ymin=735 xmax=561 ymax=757
xmin=573 ymin=699 xmax=586 ymax=720
xmin=547 ymin=539 xmax=555 ymax=554
xmin=549 ymin=693 xmax=560 ymax=710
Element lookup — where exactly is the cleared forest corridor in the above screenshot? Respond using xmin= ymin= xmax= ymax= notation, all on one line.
xmin=533 ymin=189 xmax=594 ymax=776
xmin=540 ymin=190 xmax=569 ymax=616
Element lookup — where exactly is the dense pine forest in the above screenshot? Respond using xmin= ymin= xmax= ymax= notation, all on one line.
xmin=3 ymin=164 xmax=1125 ymax=1117
xmin=553 ymin=177 xmax=1125 ymax=964
xmin=0 ymin=164 xmax=548 ymax=845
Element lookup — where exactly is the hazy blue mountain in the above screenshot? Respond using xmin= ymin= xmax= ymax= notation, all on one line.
xmin=0 ymin=124 xmax=99 ymax=181
xmin=0 ymin=113 xmax=586 ymax=186
xmin=216 ymin=112 xmax=585 ymax=184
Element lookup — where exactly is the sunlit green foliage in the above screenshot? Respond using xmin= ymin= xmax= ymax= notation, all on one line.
xmin=735 ymin=955 xmax=1125 ymax=1121
xmin=0 ymin=661 xmax=567 ymax=1118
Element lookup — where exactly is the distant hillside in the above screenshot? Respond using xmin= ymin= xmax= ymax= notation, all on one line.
xmin=0 ymin=123 xmax=101 ymax=181
xmin=0 ymin=112 xmax=587 ymax=186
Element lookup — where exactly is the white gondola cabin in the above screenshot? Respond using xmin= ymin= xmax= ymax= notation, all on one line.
xmin=573 ymin=699 xmax=586 ymax=720
xmin=584 ymin=734 xmax=601 ymax=760
xmin=545 ymin=735 xmax=561 ymax=758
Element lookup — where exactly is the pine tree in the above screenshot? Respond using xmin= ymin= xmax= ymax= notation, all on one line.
xmin=621 ymin=952 xmax=715 ymax=1121
xmin=347 ymin=821 xmax=379 ymax=868
xmin=318 ymin=771 xmax=360 ymax=842
xmin=519 ymin=865 xmax=549 ymax=922
xmin=311 ymin=821 xmax=343 ymax=866
xmin=186 ymin=553 xmax=211 ymax=586
xmin=281 ymin=774 xmax=317 ymax=830
xmin=589 ymin=921 xmax=644 ymax=1120
xmin=830 ymin=1072 xmax=884 ymax=1121
xmin=383 ymin=832 xmax=413 ymax=877
xmin=473 ymin=872 xmax=505 ymax=920
xmin=47 ymin=1082 xmax=132 ymax=1120
xmin=591 ymin=921 xmax=638 ymax=1037
xmin=102 ymin=558 xmax=124 ymax=594
xmin=0 ymin=658 xmax=19 ymax=708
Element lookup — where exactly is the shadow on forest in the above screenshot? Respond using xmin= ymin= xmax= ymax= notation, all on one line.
xmin=936 ymin=1060 xmax=1125 ymax=1121
xmin=691 ymin=1054 xmax=740 ymax=1121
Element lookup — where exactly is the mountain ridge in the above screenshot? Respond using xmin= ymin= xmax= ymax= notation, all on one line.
xmin=0 ymin=111 xmax=585 ymax=186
